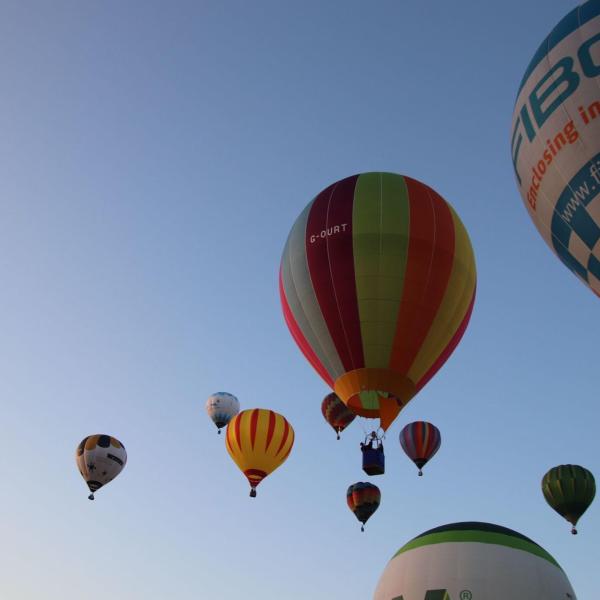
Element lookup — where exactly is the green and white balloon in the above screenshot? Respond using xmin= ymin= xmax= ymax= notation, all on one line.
xmin=373 ymin=522 xmax=576 ymax=599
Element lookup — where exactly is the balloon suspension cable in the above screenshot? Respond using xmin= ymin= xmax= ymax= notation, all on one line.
xmin=250 ymin=487 xmax=257 ymax=498
xmin=359 ymin=418 xmax=385 ymax=439
xmin=418 ymin=469 xmax=423 ymax=476
xmin=571 ymin=527 xmax=578 ymax=535
xmin=363 ymin=429 xmax=384 ymax=449
xmin=359 ymin=417 xmax=374 ymax=438
xmin=88 ymin=493 xmax=95 ymax=501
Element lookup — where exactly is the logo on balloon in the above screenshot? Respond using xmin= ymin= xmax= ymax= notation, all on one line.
xmin=460 ymin=591 xmax=473 ymax=600
xmin=510 ymin=1 xmax=600 ymax=296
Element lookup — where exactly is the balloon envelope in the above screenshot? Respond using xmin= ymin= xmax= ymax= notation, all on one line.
xmin=374 ymin=522 xmax=576 ymax=599
xmin=399 ymin=421 xmax=441 ymax=475
xmin=510 ymin=0 xmax=600 ymax=296
xmin=346 ymin=481 xmax=381 ymax=530
xmin=75 ymin=434 xmax=127 ymax=499
xmin=321 ymin=392 xmax=356 ymax=439
xmin=280 ymin=172 xmax=476 ymax=430
xmin=206 ymin=392 xmax=240 ymax=432
xmin=225 ymin=408 xmax=294 ymax=496
xmin=542 ymin=464 xmax=596 ymax=533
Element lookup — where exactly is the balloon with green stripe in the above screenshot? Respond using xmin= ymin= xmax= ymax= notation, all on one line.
xmin=279 ymin=172 xmax=476 ymax=431
xmin=542 ymin=464 xmax=596 ymax=534
xmin=374 ymin=521 xmax=577 ymax=599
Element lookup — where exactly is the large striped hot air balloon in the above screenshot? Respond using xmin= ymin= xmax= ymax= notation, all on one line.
xmin=542 ymin=464 xmax=596 ymax=534
xmin=225 ymin=408 xmax=294 ymax=497
xmin=399 ymin=421 xmax=441 ymax=476
xmin=280 ymin=172 xmax=476 ymax=431
xmin=511 ymin=0 xmax=600 ymax=296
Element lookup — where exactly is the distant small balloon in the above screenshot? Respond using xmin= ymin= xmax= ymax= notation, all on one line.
xmin=225 ymin=409 xmax=294 ymax=497
xmin=542 ymin=464 xmax=595 ymax=534
xmin=399 ymin=421 xmax=441 ymax=476
xmin=321 ymin=392 xmax=356 ymax=439
xmin=75 ymin=435 xmax=127 ymax=500
xmin=206 ymin=392 xmax=240 ymax=433
xmin=347 ymin=482 xmax=380 ymax=532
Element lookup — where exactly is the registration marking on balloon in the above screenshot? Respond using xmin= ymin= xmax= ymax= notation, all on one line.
xmin=308 ymin=223 xmax=349 ymax=244
xmin=510 ymin=0 xmax=600 ymax=295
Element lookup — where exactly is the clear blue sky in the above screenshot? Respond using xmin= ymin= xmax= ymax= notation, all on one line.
xmin=0 ymin=1 xmax=597 ymax=598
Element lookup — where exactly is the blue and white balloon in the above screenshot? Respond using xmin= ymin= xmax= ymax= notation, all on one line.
xmin=511 ymin=0 xmax=600 ymax=297
xmin=206 ymin=392 xmax=240 ymax=433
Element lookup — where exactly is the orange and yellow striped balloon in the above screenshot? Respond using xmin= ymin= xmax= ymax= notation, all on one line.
xmin=225 ymin=408 xmax=295 ymax=497
xmin=280 ymin=172 xmax=476 ymax=430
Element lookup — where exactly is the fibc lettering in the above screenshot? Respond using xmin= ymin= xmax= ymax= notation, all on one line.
xmin=511 ymin=30 xmax=600 ymax=185
xmin=391 ymin=590 xmax=452 ymax=600
xmin=309 ymin=223 xmax=348 ymax=243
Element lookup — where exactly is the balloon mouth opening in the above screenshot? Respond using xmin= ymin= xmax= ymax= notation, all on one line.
xmin=244 ymin=469 xmax=267 ymax=498
xmin=334 ymin=369 xmax=415 ymax=405
xmin=348 ymin=392 xmax=395 ymax=417
xmin=333 ymin=369 xmax=416 ymax=430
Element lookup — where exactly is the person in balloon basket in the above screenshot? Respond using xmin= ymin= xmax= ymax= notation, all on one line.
xmin=361 ymin=432 xmax=385 ymax=476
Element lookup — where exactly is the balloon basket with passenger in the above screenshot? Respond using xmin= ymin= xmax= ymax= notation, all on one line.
xmin=361 ymin=431 xmax=385 ymax=476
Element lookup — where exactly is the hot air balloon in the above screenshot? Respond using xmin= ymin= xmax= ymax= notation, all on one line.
xmin=399 ymin=421 xmax=441 ymax=476
xmin=225 ymin=408 xmax=294 ymax=497
xmin=374 ymin=522 xmax=577 ymax=599
xmin=75 ymin=435 xmax=127 ymax=500
xmin=280 ymin=172 xmax=476 ymax=433
xmin=542 ymin=464 xmax=596 ymax=534
xmin=206 ymin=392 xmax=240 ymax=434
xmin=321 ymin=392 xmax=356 ymax=439
xmin=511 ymin=0 xmax=600 ymax=297
xmin=347 ymin=482 xmax=381 ymax=532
